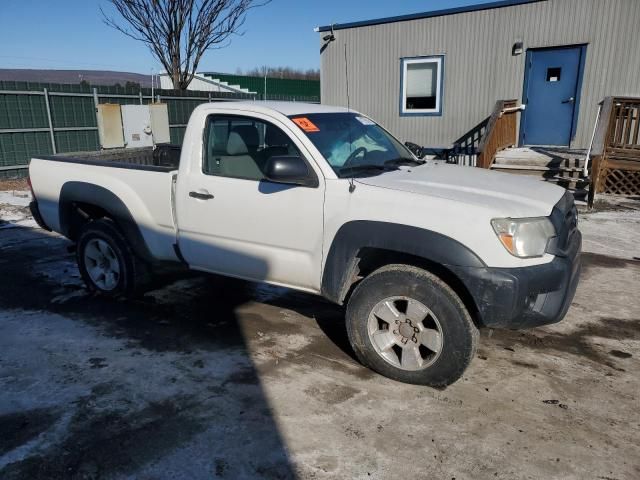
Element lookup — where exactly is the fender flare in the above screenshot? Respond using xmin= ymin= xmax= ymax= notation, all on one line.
xmin=59 ymin=181 xmax=153 ymax=262
xmin=321 ymin=220 xmax=486 ymax=304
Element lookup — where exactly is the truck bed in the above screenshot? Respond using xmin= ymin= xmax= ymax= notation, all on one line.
xmin=29 ymin=146 xmax=181 ymax=263
xmin=40 ymin=145 xmax=181 ymax=172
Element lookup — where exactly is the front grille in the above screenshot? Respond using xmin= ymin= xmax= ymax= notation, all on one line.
xmin=547 ymin=191 xmax=579 ymax=257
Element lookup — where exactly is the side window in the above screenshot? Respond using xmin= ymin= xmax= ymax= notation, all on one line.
xmin=203 ymin=115 xmax=302 ymax=180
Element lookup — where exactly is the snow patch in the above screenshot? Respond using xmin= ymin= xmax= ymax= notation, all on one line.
xmin=0 ymin=190 xmax=31 ymax=207
xmin=51 ymin=289 xmax=90 ymax=304
xmin=0 ymin=191 xmax=36 ymax=230
xmin=33 ymin=259 xmax=83 ymax=287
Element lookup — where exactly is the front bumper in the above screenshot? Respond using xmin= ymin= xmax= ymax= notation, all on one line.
xmin=450 ymin=231 xmax=582 ymax=329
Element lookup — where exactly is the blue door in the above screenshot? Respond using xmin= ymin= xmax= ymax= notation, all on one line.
xmin=521 ymin=46 xmax=586 ymax=146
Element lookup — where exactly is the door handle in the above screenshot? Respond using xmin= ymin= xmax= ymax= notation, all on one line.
xmin=562 ymin=97 xmax=575 ymax=104
xmin=189 ymin=191 xmax=214 ymax=200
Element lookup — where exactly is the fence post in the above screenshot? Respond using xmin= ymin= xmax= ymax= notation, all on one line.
xmin=208 ymin=92 xmax=211 ymax=103
xmin=93 ymin=88 xmax=99 ymax=109
xmin=139 ymin=91 xmax=143 ymax=105
xmin=156 ymin=95 xmax=161 ymax=103
xmin=43 ymin=88 xmax=57 ymax=155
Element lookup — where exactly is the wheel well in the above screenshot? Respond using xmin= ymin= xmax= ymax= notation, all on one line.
xmin=345 ymin=247 xmax=481 ymax=327
xmin=64 ymin=201 xmax=110 ymax=241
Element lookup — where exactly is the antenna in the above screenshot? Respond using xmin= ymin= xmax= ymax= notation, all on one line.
xmin=263 ymin=66 xmax=267 ymax=100
xmin=344 ymin=43 xmax=350 ymax=112
xmin=344 ymin=43 xmax=356 ymax=193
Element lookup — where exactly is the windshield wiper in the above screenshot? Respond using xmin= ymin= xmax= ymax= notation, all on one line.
xmin=384 ymin=157 xmax=425 ymax=167
xmin=338 ymin=164 xmax=396 ymax=177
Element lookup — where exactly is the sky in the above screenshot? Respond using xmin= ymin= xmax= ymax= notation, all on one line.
xmin=0 ymin=0 xmax=490 ymax=75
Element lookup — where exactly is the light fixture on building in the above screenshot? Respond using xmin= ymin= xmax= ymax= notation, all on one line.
xmin=323 ymin=24 xmax=336 ymax=43
xmin=512 ymin=41 xmax=524 ymax=56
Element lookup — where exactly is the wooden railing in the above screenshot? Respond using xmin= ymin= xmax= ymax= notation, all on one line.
xmin=448 ymin=117 xmax=490 ymax=166
xmin=588 ymin=96 xmax=640 ymax=206
xmin=476 ymin=99 xmax=520 ymax=169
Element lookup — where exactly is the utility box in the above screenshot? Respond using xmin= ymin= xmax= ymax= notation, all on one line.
xmin=96 ymin=104 xmax=125 ymax=149
xmin=121 ymin=105 xmax=153 ymax=148
xmin=96 ymin=103 xmax=171 ymax=149
xmin=149 ymin=103 xmax=171 ymax=144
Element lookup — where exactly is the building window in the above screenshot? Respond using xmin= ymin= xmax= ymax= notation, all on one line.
xmin=400 ymin=56 xmax=444 ymax=116
xmin=546 ymin=67 xmax=561 ymax=82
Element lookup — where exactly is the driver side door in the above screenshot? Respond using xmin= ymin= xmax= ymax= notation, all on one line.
xmin=176 ymin=112 xmax=326 ymax=292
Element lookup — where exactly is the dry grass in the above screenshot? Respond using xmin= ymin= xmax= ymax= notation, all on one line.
xmin=0 ymin=178 xmax=29 ymax=191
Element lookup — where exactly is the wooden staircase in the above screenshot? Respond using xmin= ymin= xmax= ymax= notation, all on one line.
xmin=492 ymin=147 xmax=589 ymax=198
xmin=451 ymin=96 xmax=640 ymax=206
xmin=451 ymin=100 xmax=589 ymax=199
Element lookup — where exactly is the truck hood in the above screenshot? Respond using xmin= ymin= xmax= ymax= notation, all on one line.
xmin=355 ymin=162 xmax=565 ymax=217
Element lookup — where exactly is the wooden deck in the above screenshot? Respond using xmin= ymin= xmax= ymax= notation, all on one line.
xmin=494 ymin=147 xmax=586 ymax=166
xmin=492 ymin=147 xmax=589 ymax=197
xmin=589 ymin=97 xmax=640 ymax=204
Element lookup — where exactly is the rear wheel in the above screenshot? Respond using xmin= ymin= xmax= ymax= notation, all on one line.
xmin=76 ymin=219 xmax=149 ymax=297
xmin=346 ymin=264 xmax=478 ymax=386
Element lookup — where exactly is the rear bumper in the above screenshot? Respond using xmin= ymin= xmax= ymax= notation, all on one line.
xmin=450 ymin=231 xmax=582 ymax=329
xmin=29 ymin=200 xmax=51 ymax=231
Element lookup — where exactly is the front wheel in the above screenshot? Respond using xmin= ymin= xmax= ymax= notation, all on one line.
xmin=346 ymin=264 xmax=478 ymax=387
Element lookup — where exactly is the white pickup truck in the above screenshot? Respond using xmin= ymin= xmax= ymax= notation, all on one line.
xmin=28 ymin=101 xmax=581 ymax=386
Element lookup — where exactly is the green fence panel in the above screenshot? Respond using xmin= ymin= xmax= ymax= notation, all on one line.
xmin=0 ymin=131 xmax=52 ymax=167
xmin=0 ymin=81 xmax=93 ymax=94
xmin=0 ymin=81 xmax=255 ymax=171
xmin=170 ymin=126 xmax=187 ymax=145
xmin=54 ymin=130 xmax=100 ymax=154
xmin=166 ymin=98 xmax=208 ymax=125
xmin=50 ymin=95 xmax=96 ymax=128
xmin=99 ymin=96 xmax=140 ymax=106
xmin=0 ymin=170 xmax=27 ymax=179
xmin=0 ymin=93 xmax=48 ymax=129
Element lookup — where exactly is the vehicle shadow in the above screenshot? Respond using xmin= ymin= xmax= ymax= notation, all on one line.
xmin=0 ymin=225 xmax=301 ymax=479
xmin=251 ymin=285 xmax=357 ymax=363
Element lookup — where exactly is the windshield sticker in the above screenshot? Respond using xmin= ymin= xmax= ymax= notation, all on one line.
xmin=292 ymin=117 xmax=320 ymax=132
xmin=355 ymin=116 xmax=375 ymax=126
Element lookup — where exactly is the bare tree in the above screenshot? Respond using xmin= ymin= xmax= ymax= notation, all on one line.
xmin=102 ymin=0 xmax=269 ymax=90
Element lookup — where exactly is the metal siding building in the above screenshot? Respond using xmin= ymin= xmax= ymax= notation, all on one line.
xmin=318 ymin=0 xmax=640 ymax=149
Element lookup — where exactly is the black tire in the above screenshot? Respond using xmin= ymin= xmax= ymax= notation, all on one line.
xmin=346 ymin=264 xmax=478 ymax=387
xmin=76 ymin=218 xmax=150 ymax=298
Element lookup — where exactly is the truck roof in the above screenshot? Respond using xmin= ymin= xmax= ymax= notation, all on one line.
xmin=205 ymin=101 xmax=351 ymax=117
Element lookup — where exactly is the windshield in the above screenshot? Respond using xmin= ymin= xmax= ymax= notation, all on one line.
xmin=288 ymin=112 xmax=418 ymax=177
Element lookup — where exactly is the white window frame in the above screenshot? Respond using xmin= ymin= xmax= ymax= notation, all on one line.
xmin=400 ymin=55 xmax=444 ymax=116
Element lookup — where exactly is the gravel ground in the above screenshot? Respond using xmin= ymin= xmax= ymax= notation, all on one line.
xmin=0 ymin=191 xmax=638 ymax=480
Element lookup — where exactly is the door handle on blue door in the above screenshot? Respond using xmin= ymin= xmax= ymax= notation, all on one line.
xmin=562 ymin=97 xmax=575 ymax=104
xmin=189 ymin=191 xmax=214 ymax=200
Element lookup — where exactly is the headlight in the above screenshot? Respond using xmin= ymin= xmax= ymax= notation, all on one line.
xmin=491 ymin=217 xmax=556 ymax=258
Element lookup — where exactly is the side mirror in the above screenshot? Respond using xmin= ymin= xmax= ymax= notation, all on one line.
xmin=404 ymin=141 xmax=425 ymax=159
xmin=264 ymin=156 xmax=318 ymax=187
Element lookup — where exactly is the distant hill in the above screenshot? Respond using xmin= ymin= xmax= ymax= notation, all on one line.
xmin=0 ymin=69 xmax=152 ymax=87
